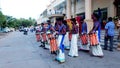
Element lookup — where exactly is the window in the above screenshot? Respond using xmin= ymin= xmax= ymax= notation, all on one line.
xmin=94 ymin=8 xmax=107 ymax=20
xmin=77 ymin=0 xmax=80 ymax=2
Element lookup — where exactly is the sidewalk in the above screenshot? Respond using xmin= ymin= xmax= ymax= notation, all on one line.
xmin=0 ymin=32 xmax=9 ymax=39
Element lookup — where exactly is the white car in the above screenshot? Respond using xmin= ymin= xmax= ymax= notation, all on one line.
xmin=3 ymin=27 xmax=10 ymax=33
xmin=9 ymin=28 xmax=15 ymax=32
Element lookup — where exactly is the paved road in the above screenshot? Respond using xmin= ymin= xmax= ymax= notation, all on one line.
xmin=0 ymin=31 xmax=120 ymax=68
xmin=0 ymin=32 xmax=8 ymax=39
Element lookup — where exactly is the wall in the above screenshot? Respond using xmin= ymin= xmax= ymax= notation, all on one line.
xmin=74 ymin=0 xmax=115 ymax=17
xmin=92 ymin=0 xmax=115 ymax=17
xmin=76 ymin=0 xmax=85 ymax=14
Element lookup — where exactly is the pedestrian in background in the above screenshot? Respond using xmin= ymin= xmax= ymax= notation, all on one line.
xmin=23 ymin=27 xmax=28 ymax=35
xmin=117 ymin=17 xmax=120 ymax=51
xmin=104 ymin=17 xmax=115 ymax=51
xmin=117 ymin=17 xmax=120 ymax=40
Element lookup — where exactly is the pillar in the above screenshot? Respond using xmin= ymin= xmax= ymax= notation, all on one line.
xmin=53 ymin=17 xmax=56 ymax=26
xmin=66 ymin=0 xmax=71 ymax=19
xmin=73 ymin=0 xmax=76 ymax=18
xmin=85 ymin=0 xmax=93 ymax=33
xmin=108 ymin=0 xmax=116 ymax=17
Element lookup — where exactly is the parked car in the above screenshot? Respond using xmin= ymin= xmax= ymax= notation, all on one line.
xmin=19 ymin=28 xmax=24 ymax=32
xmin=9 ymin=28 xmax=15 ymax=32
xmin=3 ymin=27 xmax=10 ymax=33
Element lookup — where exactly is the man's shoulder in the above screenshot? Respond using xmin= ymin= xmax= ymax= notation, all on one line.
xmin=107 ymin=21 xmax=114 ymax=25
xmin=109 ymin=21 xmax=114 ymax=23
xmin=106 ymin=22 xmax=109 ymax=25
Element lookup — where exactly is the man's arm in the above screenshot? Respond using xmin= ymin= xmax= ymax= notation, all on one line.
xmin=105 ymin=23 xmax=108 ymax=37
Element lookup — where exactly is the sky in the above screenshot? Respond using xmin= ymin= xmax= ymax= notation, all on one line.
xmin=0 ymin=0 xmax=51 ymax=20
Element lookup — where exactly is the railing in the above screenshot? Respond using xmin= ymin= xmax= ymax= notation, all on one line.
xmin=100 ymin=30 xmax=119 ymax=48
xmin=48 ymin=10 xmax=63 ymax=15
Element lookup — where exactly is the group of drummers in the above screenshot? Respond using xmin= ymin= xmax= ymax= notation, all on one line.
xmin=35 ymin=13 xmax=104 ymax=63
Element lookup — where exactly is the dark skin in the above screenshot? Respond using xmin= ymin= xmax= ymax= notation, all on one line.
xmin=54 ymin=22 xmax=59 ymax=31
xmin=56 ymin=21 xmax=66 ymax=35
xmin=47 ymin=22 xmax=55 ymax=32
xmin=89 ymin=15 xmax=99 ymax=34
xmin=63 ymin=20 xmax=70 ymax=32
xmin=71 ymin=21 xmax=78 ymax=34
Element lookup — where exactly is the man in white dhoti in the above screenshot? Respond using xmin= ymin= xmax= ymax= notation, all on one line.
xmin=55 ymin=18 xmax=66 ymax=63
xmin=63 ymin=20 xmax=70 ymax=50
xmin=79 ymin=18 xmax=89 ymax=51
xmin=68 ymin=18 xmax=79 ymax=57
xmin=89 ymin=13 xmax=103 ymax=57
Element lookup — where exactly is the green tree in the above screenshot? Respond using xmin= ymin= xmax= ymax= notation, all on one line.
xmin=1 ymin=14 xmax=36 ymax=29
xmin=6 ymin=16 xmax=15 ymax=28
xmin=0 ymin=11 xmax=6 ymax=30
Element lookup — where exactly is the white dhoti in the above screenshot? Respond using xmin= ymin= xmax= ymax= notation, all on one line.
xmin=90 ymin=31 xmax=103 ymax=56
xmin=69 ymin=34 xmax=78 ymax=57
xmin=63 ymin=32 xmax=70 ymax=49
xmin=56 ymin=35 xmax=65 ymax=62
xmin=79 ymin=34 xmax=89 ymax=51
xmin=44 ymin=32 xmax=52 ymax=49
xmin=79 ymin=43 xmax=90 ymax=51
xmin=45 ymin=42 xmax=50 ymax=49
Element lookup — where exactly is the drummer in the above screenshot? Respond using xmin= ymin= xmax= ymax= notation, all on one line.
xmin=40 ymin=23 xmax=48 ymax=49
xmin=46 ymin=20 xmax=58 ymax=54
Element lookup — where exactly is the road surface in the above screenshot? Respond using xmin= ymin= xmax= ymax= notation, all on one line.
xmin=0 ymin=31 xmax=120 ymax=68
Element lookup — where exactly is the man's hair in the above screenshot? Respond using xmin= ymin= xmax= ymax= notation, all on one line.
xmin=93 ymin=13 xmax=99 ymax=20
xmin=108 ymin=17 xmax=112 ymax=21
xmin=71 ymin=18 xmax=77 ymax=24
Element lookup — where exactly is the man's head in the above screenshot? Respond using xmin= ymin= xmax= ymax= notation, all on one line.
xmin=71 ymin=18 xmax=76 ymax=25
xmin=108 ymin=17 xmax=113 ymax=22
xmin=92 ymin=13 xmax=99 ymax=21
xmin=56 ymin=18 xmax=63 ymax=25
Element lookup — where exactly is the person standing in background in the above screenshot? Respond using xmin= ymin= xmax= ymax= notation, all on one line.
xmin=117 ymin=17 xmax=120 ymax=40
xmin=104 ymin=17 xmax=115 ymax=51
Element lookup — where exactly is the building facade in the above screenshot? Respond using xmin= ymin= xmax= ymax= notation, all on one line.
xmin=37 ymin=9 xmax=49 ymax=24
xmin=38 ymin=0 xmax=120 ymax=29
xmin=75 ymin=0 xmax=116 ymax=20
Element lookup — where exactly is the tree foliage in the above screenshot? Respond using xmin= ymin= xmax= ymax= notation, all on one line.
xmin=0 ymin=11 xmax=6 ymax=28
xmin=0 ymin=11 xmax=36 ymax=29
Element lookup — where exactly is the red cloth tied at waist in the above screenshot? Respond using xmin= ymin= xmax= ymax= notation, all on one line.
xmin=75 ymin=16 xmax=82 ymax=34
xmin=89 ymin=33 xmax=99 ymax=46
xmin=80 ymin=34 xmax=88 ymax=45
xmin=50 ymin=37 xmax=58 ymax=52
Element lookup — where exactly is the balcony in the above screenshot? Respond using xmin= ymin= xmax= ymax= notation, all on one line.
xmin=48 ymin=10 xmax=64 ymax=18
